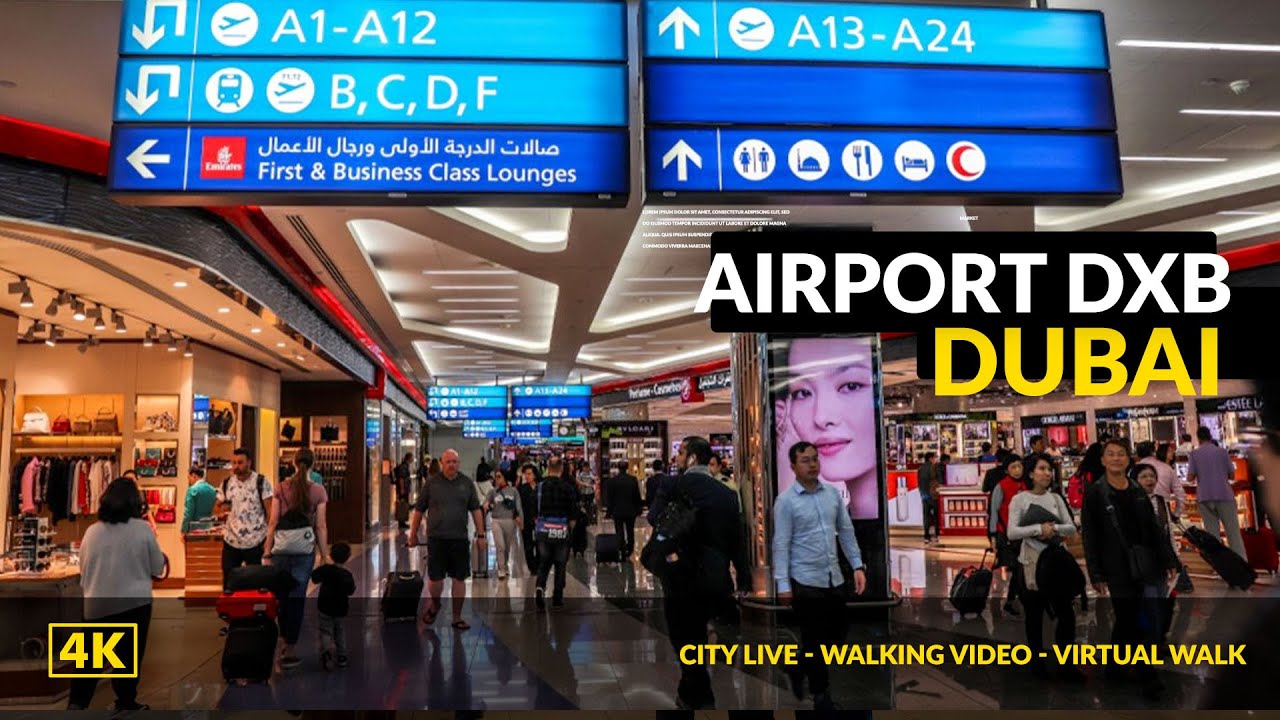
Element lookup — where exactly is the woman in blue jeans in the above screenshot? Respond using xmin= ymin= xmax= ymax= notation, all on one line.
xmin=264 ymin=448 xmax=330 ymax=670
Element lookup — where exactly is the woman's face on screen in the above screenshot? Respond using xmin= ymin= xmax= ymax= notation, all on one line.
xmin=784 ymin=338 xmax=876 ymax=484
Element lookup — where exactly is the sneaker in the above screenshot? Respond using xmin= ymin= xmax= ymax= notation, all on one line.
xmin=320 ymin=650 xmax=333 ymax=671
xmin=336 ymin=655 xmax=349 ymax=669
xmin=535 ymin=587 xmax=546 ymax=610
xmin=281 ymin=655 xmax=302 ymax=669
xmin=498 ymin=571 xmax=508 ymax=580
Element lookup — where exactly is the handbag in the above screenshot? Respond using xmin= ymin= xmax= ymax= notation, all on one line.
xmin=320 ymin=423 xmax=340 ymax=443
xmin=534 ymin=483 xmax=569 ymax=540
xmin=274 ymin=508 xmax=316 ymax=554
xmin=51 ymin=415 xmax=72 ymax=435
xmin=20 ymin=408 xmax=50 ymax=434
xmin=72 ymin=411 xmax=92 ymax=435
xmin=281 ymin=421 xmax=297 ymax=442
xmin=92 ymin=404 xmax=119 ymax=435
xmin=1101 ymin=482 xmax=1156 ymax=582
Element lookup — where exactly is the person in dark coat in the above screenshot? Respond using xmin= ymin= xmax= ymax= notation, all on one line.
xmin=648 ymin=436 xmax=751 ymax=710
xmin=645 ymin=459 xmax=669 ymax=516
xmin=604 ymin=460 xmax=642 ymax=558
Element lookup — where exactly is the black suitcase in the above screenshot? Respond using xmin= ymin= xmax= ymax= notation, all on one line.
xmin=1183 ymin=524 xmax=1257 ymax=590
xmin=571 ymin=521 xmax=589 ymax=556
xmin=595 ymin=533 xmax=621 ymax=563
xmin=225 ymin=564 xmax=295 ymax=595
xmin=949 ymin=549 xmax=993 ymax=616
xmin=381 ymin=570 xmax=424 ymax=622
xmin=222 ymin=617 xmax=278 ymax=683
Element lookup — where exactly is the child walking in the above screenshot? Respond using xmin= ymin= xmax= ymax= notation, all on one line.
xmin=311 ymin=542 xmax=356 ymax=670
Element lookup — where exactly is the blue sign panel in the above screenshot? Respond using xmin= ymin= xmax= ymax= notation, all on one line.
xmin=120 ymin=0 xmax=625 ymax=61
xmin=646 ymin=62 xmax=1115 ymax=131
xmin=115 ymin=58 xmax=626 ymax=126
xmin=427 ymin=385 xmax=509 ymax=421
xmin=463 ymin=419 xmax=508 ymax=439
xmin=644 ymin=1 xmax=1107 ymax=69
xmin=510 ymin=385 xmax=592 ymax=420
xmin=647 ymin=128 xmax=1121 ymax=195
xmin=110 ymin=126 xmax=628 ymax=196
xmin=509 ymin=418 xmax=554 ymax=439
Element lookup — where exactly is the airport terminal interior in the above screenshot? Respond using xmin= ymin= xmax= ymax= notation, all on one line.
xmin=1 ymin=0 xmax=1280 ymax=713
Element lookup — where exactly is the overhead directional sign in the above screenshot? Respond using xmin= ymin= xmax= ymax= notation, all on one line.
xmin=463 ymin=419 xmax=509 ymax=439
xmin=647 ymin=128 xmax=1121 ymax=195
xmin=509 ymin=385 xmax=593 ymax=420
xmin=115 ymin=59 xmax=626 ymax=126
xmin=120 ymin=0 xmax=626 ymax=60
xmin=427 ymin=385 xmax=509 ymax=421
xmin=645 ymin=0 xmax=1108 ymax=68
xmin=645 ymin=62 xmax=1114 ymax=130
xmin=110 ymin=126 xmax=627 ymax=197
xmin=642 ymin=0 xmax=1120 ymax=204
xmin=110 ymin=0 xmax=630 ymax=206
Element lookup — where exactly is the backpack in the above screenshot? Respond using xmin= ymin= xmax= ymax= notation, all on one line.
xmin=222 ymin=474 xmax=267 ymax=517
xmin=641 ymin=476 xmax=698 ymax=578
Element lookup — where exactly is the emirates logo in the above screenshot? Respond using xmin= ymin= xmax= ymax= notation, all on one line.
xmin=200 ymin=136 xmax=247 ymax=179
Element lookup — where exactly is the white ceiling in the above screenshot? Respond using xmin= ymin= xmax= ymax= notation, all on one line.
xmin=1 ymin=0 xmax=1278 ymax=390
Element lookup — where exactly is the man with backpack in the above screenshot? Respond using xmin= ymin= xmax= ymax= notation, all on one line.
xmin=645 ymin=436 xmax=751 ymax=710
xmin=215 ymin=448 xmax=273 ymax=588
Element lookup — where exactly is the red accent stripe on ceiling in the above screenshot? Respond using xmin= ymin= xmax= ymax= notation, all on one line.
xmin=0 ymin=115 xmax=424 ymax=408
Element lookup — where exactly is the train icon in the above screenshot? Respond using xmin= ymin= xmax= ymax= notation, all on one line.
xmin=205 ymin=68 xmax=254 ymax=114
xmin=216 ymin=73 xmax=243 ymax=107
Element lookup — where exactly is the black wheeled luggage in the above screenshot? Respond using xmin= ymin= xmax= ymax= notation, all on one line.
xmin=1183 ymin=524 xmax=1256 ymax=590
xmin=949 ymin=549 xmax=993 ymax=616
xmin=381 ymin=570 xmax=424 ymax=622
xmin=222 ymin=617 xmax=278 ymax=683
xmin=595 ymin=533 xmax=621 ymax=563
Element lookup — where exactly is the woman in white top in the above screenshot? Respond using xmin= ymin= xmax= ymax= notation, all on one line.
xmin=1007 ymin=454 xmax=1079 ymax=680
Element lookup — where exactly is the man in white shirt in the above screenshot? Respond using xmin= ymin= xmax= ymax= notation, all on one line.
xmin=1136 ymin=441 xmax=1186 ymax=518
xmin=215 ymin=447 xmax=273 ymax=586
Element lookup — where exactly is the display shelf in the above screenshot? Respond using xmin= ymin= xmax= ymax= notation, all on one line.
xmin=136 ymin=394 xmax=180 ymax=433
xmin=938 ymin=491 xmax=989 ymax=537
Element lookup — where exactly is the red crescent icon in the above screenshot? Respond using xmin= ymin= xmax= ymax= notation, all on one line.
xmin=950 ymin=144 xmax=978 ymax=178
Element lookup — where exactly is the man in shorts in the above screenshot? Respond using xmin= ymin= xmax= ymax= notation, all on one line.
xmin=408 ymin=449 xmax=485 ymax=630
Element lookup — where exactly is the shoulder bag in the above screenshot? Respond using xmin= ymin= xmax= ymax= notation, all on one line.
xmin=51 ymin=414 xmax=72 ymax=435
xmin=93 ymin=402 xmax=119 ymax=435
xmin=534 ymin=482 xmax=569 ymax=541
xmin=1100 ymin=482 xmax=1155 ymax=583
xmin=274 ymin=485 xmax=316 ymax=555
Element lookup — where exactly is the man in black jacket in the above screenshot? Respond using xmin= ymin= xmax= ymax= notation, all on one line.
xmin=649 ymin=436 xmax=751 ymax=710
xmin=533 ymin=456 xmax=580 ymax=610
xmin=645 ymin=459 xmax=668 ymax=517
xmin=604 ymin=460 xmax=642 ymax=558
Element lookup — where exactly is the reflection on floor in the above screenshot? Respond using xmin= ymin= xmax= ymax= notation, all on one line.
xmin=25 ymin=520 xmax=1273 ymax=711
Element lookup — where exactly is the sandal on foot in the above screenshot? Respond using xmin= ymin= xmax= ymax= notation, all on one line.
xmin=422 ymin=605 xmax=440 ymax=625
xmin=451 ymin=619 xmax=471 ymax=630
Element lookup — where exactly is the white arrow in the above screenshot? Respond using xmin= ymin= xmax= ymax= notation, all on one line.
xmin=662 ymin=139 xmax=702 ymax=182
xmin=132 ymin=0 xmax=188 ymax=49
xmin=125 ymin=64 xmax=182 ymax=115
xmin=126 ymin=139 xmax=170 ymax=179
xmin=658 ymin=7 xmax=700 ymax=51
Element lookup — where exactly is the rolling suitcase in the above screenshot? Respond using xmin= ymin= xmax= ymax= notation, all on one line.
xmin=225 ymin=564 xmax=295 ymax=595
xmin=1243 ymin=527 xmax=1278 ymax=573
xmin=222 ymin=617 xmax=278 ymax=683
xmin=1182 ymin=523 xmax=1256 ymax=590
xmin=381 ymin=570 xmax=424 ymax=622
xmin=594 ymin=533 xmax=621 ymax=563
xmin=216 ymin=589 xmax=278 ymax=622
xmin=571 ymin=520 xmax=589 ymax=557
xmin=949 ymin=549 xmax=993 ymax=617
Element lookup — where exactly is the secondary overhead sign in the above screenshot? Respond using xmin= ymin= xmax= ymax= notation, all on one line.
xmin=427 ymin=385 xmax=509 ymax=421
xmin=510 ymin=385 xmax=593 ymax=420
xmin=109 ymin=0 xmax=630 ymax=206
xmin=642 ymin=0 xmax=1121 ymax=204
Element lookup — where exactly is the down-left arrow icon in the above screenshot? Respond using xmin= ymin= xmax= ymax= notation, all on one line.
xmin=126 ymin=139 xmax=171 ymax=179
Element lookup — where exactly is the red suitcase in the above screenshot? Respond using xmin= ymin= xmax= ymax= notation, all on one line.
xmin=1243 ymin=528 xmax=1279 ymax=573
xmin=216 ymin=589 xmax=278 ymax=622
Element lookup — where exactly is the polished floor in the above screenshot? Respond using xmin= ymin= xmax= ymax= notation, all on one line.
xmin=26 ymin=520 xmax=1277 ymax=712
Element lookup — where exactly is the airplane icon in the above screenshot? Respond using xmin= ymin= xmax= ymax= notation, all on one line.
xmin=219 ymin=16 xmax=251 ymax=31
xmin=274 ymin=82 xmax=306 ymax=97
xmin=736 ymin=20 xmax=767 ymax=33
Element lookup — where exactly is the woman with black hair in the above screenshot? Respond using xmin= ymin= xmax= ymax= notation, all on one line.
xmin=68 ymin=477 xmax=166 ymax=711
xmin=988 ymin=454 xmax=1026 ymax=616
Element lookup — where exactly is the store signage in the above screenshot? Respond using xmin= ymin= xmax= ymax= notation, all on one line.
xmin=427 ymin=385 xmax=508 ymax=421
xmin=1022 ymin=412 xmax=1086 ymax=428
xmin=600 ymin=422 xmax=665 ymax=438
xmin=642 ymin=0 xmax=1119 ymax=202
xmin=509 ymin=418 xmax=553 ymax=439
xmin=900 ymin=412 xmax=992 ymax=422
xmin=1095 ymin=403 xmax=1184 ymax=421
xmin=510 ymin=385 xmax=592 ymax=419
xmin=463 ymin=419 xmax=507 ymax=439
xmin=681 ymin=376 xmax=705 ymax=404
xmin=643 ymin=1 xmax=1107 ymax=68
xmin=699 ymin=370 xmax=733 ymax=391
xmin=119 ymin=0 xmax=626 ymax=60
xmin=1197 ymin=395 xmax=1265 ymax=414
xmin=109 ymin=0 xmax=629 ymax=206
xmin=610 ymin=370 xmax=734 ymax=405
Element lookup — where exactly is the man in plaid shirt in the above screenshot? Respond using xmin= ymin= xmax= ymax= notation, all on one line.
xmin=533 ymin=455 xmax=580 ymax=609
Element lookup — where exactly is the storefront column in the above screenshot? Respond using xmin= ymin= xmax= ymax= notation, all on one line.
xmin=729 ymin=332 xmax=773 ymax=596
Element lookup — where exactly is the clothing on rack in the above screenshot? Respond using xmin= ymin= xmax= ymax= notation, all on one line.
xmin=9 ymin=455 xmax=117 ymax=520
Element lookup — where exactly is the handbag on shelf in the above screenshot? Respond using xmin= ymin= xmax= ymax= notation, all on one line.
xmin=72 ymin=410 xmax=92 ymax=435
xmin=92 ymin=403 xmax=120 ymax=436
xmin=20 ymin=408 xmax=50 ymax=434
xmin=281 ymin=421 xmax=297 ymax=442
xmin=51 ymin=415 xmax=72 ymax=435
xmin=320 ymin=423 xmax=340 ymax=443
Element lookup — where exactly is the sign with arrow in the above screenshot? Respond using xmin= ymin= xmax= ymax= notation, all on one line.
xmin=657 ymin=6 xmax=699 ymax=51
xmin=110 ymin=0 xmax=630 ymax=206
